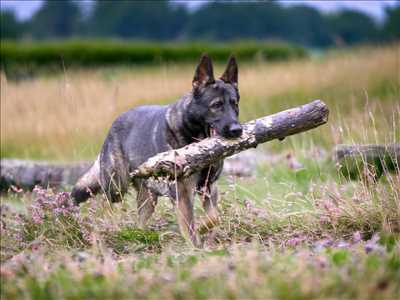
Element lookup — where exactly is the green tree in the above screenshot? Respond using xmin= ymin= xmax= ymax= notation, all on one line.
xmin=87 ymin=0 xmax=187 ymax=40
xmin=383 ymin=6 xmax=400 ymax=40
xmin=29 ymin=0 xmax=82 ymax=39
xmin=186 ymin=1 xmax=285 ymax=41
xmin=327 ymin=10 xmax=379 ymax=45
xmin=283 ymin=5 xmax=332 ymax=47
xmin=2 ymin=0 xmax=389 ymax=47
xmin=185 ymin=2 xmax=389 ymax=47
xmin=0 ymin=11 xmax=23 ymax=39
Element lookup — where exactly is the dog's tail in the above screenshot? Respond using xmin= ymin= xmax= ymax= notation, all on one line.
xmin=71 ymin=156 xmax=101 ymax=205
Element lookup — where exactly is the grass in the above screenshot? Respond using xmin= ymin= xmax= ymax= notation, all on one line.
xmin=1 ymin=243 xmax=399 ymax=299
xmin=1 ymin=44 xmax=400 ymax=299
xmin=1 ymin=165 xmax=399 ymax=299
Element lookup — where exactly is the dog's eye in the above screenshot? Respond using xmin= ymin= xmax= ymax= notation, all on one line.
xmin=211 ymin=101 xmax=223 ymax=109
xmin=231 ymin=99 xmax=239 ymax=106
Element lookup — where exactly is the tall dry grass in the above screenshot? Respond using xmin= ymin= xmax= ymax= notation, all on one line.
xmin=1 ymin=44 xmax=399 ymax=160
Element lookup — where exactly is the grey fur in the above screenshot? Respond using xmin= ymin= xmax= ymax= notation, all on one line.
xmin=71 ymin=54 xmax=242 ymax=246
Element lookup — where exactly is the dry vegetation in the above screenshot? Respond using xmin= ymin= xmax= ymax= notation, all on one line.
xmin=1 ymin=45 xmax=398 ymax=159
xmin=1 ymin=45 xmax=399 ymax=299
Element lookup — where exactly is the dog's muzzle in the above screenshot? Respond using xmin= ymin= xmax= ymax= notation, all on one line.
xmin=223 ymin=123 xmax=243 ymax=139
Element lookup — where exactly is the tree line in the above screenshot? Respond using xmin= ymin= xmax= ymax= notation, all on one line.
xmin=1 ymin=0 xmax=399 ymax=47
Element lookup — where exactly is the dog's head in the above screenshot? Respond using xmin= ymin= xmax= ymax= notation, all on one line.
xmin=191 ymin=54 xmax=242 ymax=139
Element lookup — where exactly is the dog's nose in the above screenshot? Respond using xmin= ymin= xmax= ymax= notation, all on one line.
xmin=228 ymin=123 xmax=243 ymax=138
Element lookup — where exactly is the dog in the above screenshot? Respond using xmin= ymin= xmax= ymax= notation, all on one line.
xmin=71 ymin=54 xmax=242 ymax=246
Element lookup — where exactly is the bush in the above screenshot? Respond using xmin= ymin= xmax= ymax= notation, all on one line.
xmin=0 ymin=40 xmax=307 ymax=70
xmin=18 ymin=187 xmax=93 ymax=249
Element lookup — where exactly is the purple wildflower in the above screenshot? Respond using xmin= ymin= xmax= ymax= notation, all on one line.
xmin=352 ymin=231 xmax=362 ymax=244
xmin=18 ymin=186 xmax=94 ymax=247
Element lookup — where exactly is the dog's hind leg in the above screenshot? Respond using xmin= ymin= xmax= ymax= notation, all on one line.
xmin=99 ymin=146 xmax=129 ymax=203
xmin=136 ymin=182 xmax=158 ymax=228
xmin=71 ymin=157 xmax=101 ymax=205
xmin=199 ymin=183 xmax=220 ymax=234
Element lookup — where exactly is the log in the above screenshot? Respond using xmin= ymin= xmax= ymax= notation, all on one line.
xmin=0 ymin=159 xmax=91 ymax=192
xmin=131 ymin=99 xmax=329 ymax=179
xmin=334 ymin=144 xmax=400 ymax=180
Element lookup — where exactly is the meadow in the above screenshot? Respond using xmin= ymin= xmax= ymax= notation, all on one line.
xmin=1 ymin=44 xmax=399 ymax=299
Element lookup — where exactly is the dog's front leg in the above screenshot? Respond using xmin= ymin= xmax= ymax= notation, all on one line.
xmin=136 ymin=185 xmax=158 ymax=229
xmin=199 ymin=183 xmax=219 ymax=234
xmin=175 ymin=178 xmax=200 ymax=247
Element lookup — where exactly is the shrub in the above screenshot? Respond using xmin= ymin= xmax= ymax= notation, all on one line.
xmin=19 ymin=186 xmax=93 ymax=249
xmin=0 ymin=40 xmax=307 ymax=71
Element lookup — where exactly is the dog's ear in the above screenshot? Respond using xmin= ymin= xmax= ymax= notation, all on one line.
xmin=220 ymin=55 xmax=238 ymax=88
xmin=193 ymin=54 xmax=215 ymax=90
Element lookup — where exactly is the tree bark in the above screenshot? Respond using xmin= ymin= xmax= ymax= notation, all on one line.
xmin=334 ymin=144 xmax=400 ymax=180
xmin=131 ymin=99 xmax=329 ymax=179
xmin=0 ymin=159 xmax=91 ymax=191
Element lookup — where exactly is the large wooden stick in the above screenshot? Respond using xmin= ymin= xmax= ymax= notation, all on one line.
xmin=0 ymin=100 xmax=328 ymax=191
xmin=131 ymin=99 xmax=329 ymax=179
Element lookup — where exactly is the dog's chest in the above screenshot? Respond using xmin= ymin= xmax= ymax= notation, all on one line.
xmin=143 ymin=173 xmax=200 ymax=199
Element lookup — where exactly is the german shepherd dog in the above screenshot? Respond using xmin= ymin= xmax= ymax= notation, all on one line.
xmin=71 ymin=54 xmax=242 ymax=246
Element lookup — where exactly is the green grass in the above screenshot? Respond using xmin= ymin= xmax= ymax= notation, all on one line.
xmin=1 ymin=238 xmax=399 ymax=299
xmin=106 ymin=227 xmax=161 ymax=254
xmin=1 ymin=154 xmax=399 ymax=299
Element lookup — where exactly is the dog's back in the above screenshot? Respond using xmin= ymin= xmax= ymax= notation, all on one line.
xmin=105 ymin=105 xmax=171 ymax=168
xmin=72 ymin=104 xmax=172 ymax=203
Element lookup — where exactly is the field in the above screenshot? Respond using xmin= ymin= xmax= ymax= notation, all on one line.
xmin=1 ymin=44 xmax=399 ymax=299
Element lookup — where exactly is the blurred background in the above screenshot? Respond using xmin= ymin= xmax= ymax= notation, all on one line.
xmin=1 ymin=0 xmax=399 ymax=46
xmin=0 ymin=0 xmax=399 ymax=160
